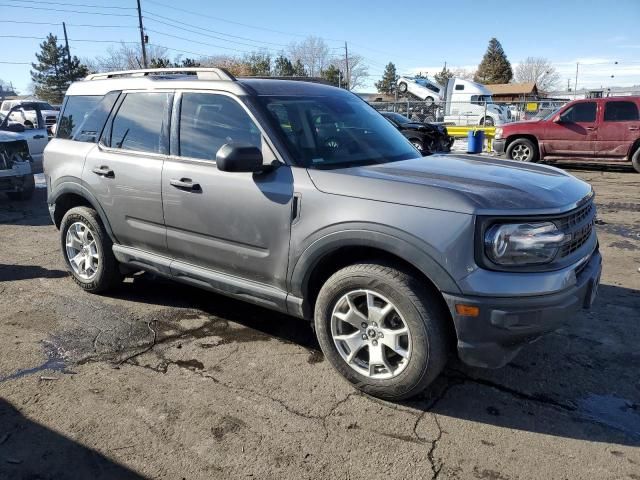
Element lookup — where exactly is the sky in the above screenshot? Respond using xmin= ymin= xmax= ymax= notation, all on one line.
xmin=1 ymin=0 xmax=639 ymax=94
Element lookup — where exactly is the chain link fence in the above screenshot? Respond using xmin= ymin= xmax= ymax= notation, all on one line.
xmin=368 ymin=98 xmax=570 ymax=125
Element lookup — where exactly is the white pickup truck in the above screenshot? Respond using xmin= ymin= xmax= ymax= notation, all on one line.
xmin=0 ymin=101 xmax=53 ymax=173
xmin=0 ymin=132 xmax=34 ymax=200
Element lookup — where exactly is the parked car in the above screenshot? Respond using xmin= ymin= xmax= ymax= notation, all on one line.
xmin=45 ymin=68 xmax=601 ymax=400
xmin=380 ymin=111 xmax=453 ymax=153
xmin=0 ymin=132 xmax=35 ymax=200
xmin=493 ymin=96 xmax=640 ymax=172
xmin=0 ymin=99 xmax=59 ymax=134
xmin=0 ymin=102 xmax=51 ymax=173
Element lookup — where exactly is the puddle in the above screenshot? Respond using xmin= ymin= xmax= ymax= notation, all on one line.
xmin=0 ymin=342 xmax=71 ymax=383
xmin=577 ymin=394 xmax=640 ymax=439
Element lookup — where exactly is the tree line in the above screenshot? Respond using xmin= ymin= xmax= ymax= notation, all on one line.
xmin=375 ymin=37 xmax=560 ymax=96
xmin=29 ymin=34 xmax=368 ymax=104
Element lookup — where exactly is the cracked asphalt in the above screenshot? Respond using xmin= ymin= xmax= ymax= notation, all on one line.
xmin=0 ymin=166 xmax=639 ymax=480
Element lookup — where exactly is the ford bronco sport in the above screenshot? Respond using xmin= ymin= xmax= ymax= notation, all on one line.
xmin=44 ymin=68 xmax=602 ymax=400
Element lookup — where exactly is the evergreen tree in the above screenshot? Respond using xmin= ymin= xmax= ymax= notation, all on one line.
xmin=474 ymin=38 xmax=513 ymax=84
xmin=374 ymin=62 xmax=397 ymax=94
xmin=434 ymin=64 xmax=454 ymax=86
xmin=31 ymin=33 xmax=88 ymax=104
xmin=149 ymin=57 xmax=172 ymax=68
xmin=244 ymin=52 xmax=271 ymax=76
xmin=321 ymin=65 xmax=342 ymax=87
xmin=292 ymin=59 xmax=307 ymax=77
xmin=273 ymin=55 xmax=295 ymax=76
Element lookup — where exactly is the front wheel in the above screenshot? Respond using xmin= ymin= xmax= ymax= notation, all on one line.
xmin=480 ymin=116 xmax=495 ymax=126
xmin=631 ymin=146 xmax=640 ymax=173
xmin=506 ymin=138 xmax=538 ymax=162
xmin=398 ymin=82 xmax=408 ymax=94
xmin=314 ymin=262 xmax=450 ymax=400
xmin=60 ymin=206 xmax=121 ymax=293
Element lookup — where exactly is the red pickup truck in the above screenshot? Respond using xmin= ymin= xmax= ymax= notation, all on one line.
xmin=493 ymin=96 xmax=640 ymax=173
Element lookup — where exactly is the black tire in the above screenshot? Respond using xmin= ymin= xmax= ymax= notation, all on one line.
xmin=481 ymin=116 xmax=495 ymax=127
xmin=398 ymin=82 xmax=407 ymax=94
xmin=409 ymin=138 xmax=424 ymax=153
xmin=506 ymin=137 xmax=538 ymax=162
xmin=6 ymin=174 xmax=35 ymax=201
xmin=631 ymin=145 xmax=640 ymax=174
xmin=60 ymin=206 xmax=121 ymax=293
xmin=314 ymin=262 xmax=450 ymax=400
xmin=424 ymin=96 xmax=434 ymax=106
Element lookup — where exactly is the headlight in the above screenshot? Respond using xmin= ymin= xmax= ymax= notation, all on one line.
xmin=494 ymin=127 xmax=503 ymax=139
xmin=484 ymin=222 xmax=567 ymax=265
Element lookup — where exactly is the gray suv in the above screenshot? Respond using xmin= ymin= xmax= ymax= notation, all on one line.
xmin=44 ymin=68 xmax=602 ymax=400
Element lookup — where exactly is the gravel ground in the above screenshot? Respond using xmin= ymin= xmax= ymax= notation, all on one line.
xmin=0 ymin=165 xmax=639 ymax=480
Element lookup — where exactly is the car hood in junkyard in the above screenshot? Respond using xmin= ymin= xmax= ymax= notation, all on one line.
xmin=306 ymin=155 xmax=592 ymax=215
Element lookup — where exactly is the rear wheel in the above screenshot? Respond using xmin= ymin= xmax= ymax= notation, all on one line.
xmin=409 ymin=138 xmax=424 ymax=152
xmin=506 ymin=138 xmax=538 ymax=162
xmin=314 ymin=262 xmax=450 ymax=400
xmin=398 ymin=82 xmax=408 ymax=94
xmin=631 ymin=146 xmax=640 ymax=173
xmin=60 ymin=206 xmax=121 ymax=293
xmin=480 ymin=116 xmax=495 ymax=127
xmin=425 ymin=96 xmax=434 ymax=106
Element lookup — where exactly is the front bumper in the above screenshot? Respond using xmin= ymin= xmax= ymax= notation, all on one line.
xmin=492 ymin=138 xmax=506 ymax=154
xmin=443 ymin=249 xmax=602 ymax=368
xmin=0 ymin=161 xmax=32 ymax=193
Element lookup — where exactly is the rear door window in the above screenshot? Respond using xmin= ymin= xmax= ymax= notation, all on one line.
xmin=178 ymin=92 xmax=261 ymax=161
xmin=603 ymin=101 xmax=639 ymax=122
xmin=72 ymin=91 xmax=119 ymax=143
xmin=561 ymin=102 xmax=596 ymax=122
xmin=57 ymin=95 xmax=102 ymax=139
xmin=108 ymin=92 xmax=171 ymax=154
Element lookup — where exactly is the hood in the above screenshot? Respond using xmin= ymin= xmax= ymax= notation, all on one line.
xmin=502 ymin=119 xmax=543 ymax=128
xmin=307 ymin=155 xmax=592 ymax=215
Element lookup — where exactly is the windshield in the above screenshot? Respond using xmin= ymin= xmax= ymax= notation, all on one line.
xmin=35 ymin=102 xmax=54 ymax=110
xmin=542 ymin=106 xmax=563 ymax=120
xmin=258 ymin=95 xmax=420 ymax=169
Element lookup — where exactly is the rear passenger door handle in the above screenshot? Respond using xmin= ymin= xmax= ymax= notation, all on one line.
xmin=585 ymin=127 xmax=597 ymax=131
xmin=92 ymin=166 xmax=115 ymax=178
xmin=33 ymin=134 xmax=45 ymax=139
xmin=629 ymin=126 xmax=639 ymax=131
xmin=170 ymin=178 xmax=201 ymax=192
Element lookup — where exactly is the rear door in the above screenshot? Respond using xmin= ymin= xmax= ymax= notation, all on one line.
xmin=83 ymin=91 xmax=172 ymax=255
xmin=544 ymin=101 xmax=597 ymax=156
xmin=596 ymin=99 xmax=640 ymax=158
xmin=162 ymin=90 xmax=293 ymax=290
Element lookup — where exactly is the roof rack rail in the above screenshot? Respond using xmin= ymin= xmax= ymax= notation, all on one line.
xmin=84 ymin=67 xmax=236 ymax=82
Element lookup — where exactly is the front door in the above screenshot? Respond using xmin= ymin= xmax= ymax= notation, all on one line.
xmin=544 ymin=101 xmax=597 ymax=156
xmin=162 ymin=91 xmax=293 ymax=290
xmin=83 ymin=91 xmax=172 ymax=255
xmin=596 ymin=100 xmax=640 ymax=158
xmin=8 ymin=105 xmax=48 ymax=172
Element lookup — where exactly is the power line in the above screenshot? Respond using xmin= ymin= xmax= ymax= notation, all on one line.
xmin=143 ymin=11 xmax=288 ymax=48
xmin=0 ymin=3 xmax=137 ymax=17
xmin=3 ymin=0 xmax=135 ymax=9
xmin=0 ymin=61 xmax=30 ymax=65
xmin=0 ymin=34 xmax=137 ymax=44
xmin=0 ymin=19 xmax=138 ymax=28
xmin=146 ymin=29 xmax=254 ymax=54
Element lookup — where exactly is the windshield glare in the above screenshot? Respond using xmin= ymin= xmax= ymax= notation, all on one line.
xmin=259 ymin=95 xmax=421 ymax=169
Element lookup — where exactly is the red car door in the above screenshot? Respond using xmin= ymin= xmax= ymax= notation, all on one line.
xmin=544 ymin=101 xmax=597 ymax=156
xmin=596 ymin=99 xmax=640 ymax=158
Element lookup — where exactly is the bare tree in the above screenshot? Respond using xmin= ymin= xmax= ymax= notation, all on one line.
xmin=287 ymin=36 xmax=330 ymax=77
xmin=452 ymin=68 xmax=475 ymax=80
xmin=334 ymin=53 xmax=369 ymax=90
xmin=86 ymin=43 xmax=169 ymax=72
xmin=515 ymin=57 xmax=560 ymax=92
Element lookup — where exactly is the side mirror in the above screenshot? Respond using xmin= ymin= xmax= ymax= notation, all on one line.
xmin=216 ymin=143 xmax=264 ymax=173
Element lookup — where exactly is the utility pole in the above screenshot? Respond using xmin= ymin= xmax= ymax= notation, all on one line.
xmin=62 ymin=22 xmax=71 ymax=67
xmin=344 ymin=41 xmax=350 ymax=91
xmin=574 ymin=62 xmax=579 ymax=99
xmin=136 ymin=0 xmax=148 ymax=68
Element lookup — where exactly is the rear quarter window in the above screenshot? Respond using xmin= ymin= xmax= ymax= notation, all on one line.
xmin=603 ymin=101 xmax=639 ymax=122
xmin=57 ymin=95 xmax=103 ymax=140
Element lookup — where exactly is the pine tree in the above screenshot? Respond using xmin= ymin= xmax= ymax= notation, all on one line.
xmin=374 ymin=62 xmax=397 ymax=94
xmin=273 ymin=55 xmax=294 ymax=76
xmin=474 ymin=38 xmax=513 ymax=84
xmin=321 ymin=65 xmax=342 ymax=87
xmin=31 ymin=33 xmax=88 ymax=104
xmin=292 ymin=59 xmax=307 ymax=77
xmin=434 ymin=64 xmax=454 ymax=86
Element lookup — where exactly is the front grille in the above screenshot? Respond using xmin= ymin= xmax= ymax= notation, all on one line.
xmin=45 ymin=115 xmax=57 ymax=126
xmin=556 ymin=201 xmax=596 ymax=258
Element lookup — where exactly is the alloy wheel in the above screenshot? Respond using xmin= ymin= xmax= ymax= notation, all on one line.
xmin=511 ymin=144 xmax=531 ymax=161
xmin=65 ymin=221 xmax=100 ymax=281
xmin=331 ymin=289 xmax=411 ymax=379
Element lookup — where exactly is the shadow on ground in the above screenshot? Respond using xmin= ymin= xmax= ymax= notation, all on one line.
xmin=0 ymin=189 xmax=52 ymax=227
xmin=0 ymin=264 xmax=67 ymax=282
xmin=0 ymin=398 xmax=146 ymax=480
xmin=102 ymin=273 xmax=640 ymax=448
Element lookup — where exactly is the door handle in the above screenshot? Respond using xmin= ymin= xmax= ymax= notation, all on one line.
xmin=629 ymin=126 xmax=639 ymax=131
xmin=33 ymin=134 xmax=45 ymax=139
xmin=92 ymin=166 xmax=115 ymax=178
xmin=170 ymin=178 xmax=201 ymax=192
xmin=586 ymin=127 xmax=597 ymax=131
